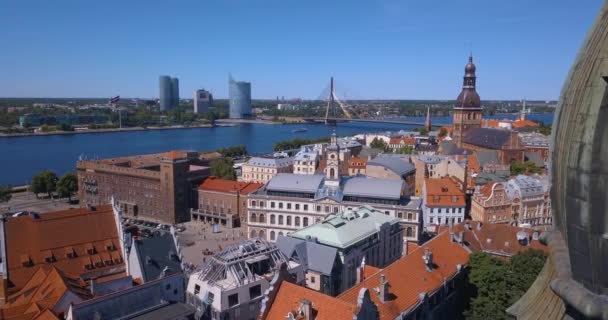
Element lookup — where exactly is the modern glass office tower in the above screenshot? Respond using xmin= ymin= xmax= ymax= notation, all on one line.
xmin=159 ymin=75 xmax=172 ymax=111
xmin=171 ymin=77 xmax=179 ymax=107
xmin=228 ymin=75 xmax=252 ymax=119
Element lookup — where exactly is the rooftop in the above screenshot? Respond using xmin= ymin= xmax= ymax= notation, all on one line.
xmin=4 ymin=205 xmax=124 ymax=292
xmin=463 ymin=127 xmax=517 ymax=150
xmin=245 ymin=156 xmax=294 ymax=168
xmin=290 ymin=206 xmax=400 ymax=249
xmin=132 ymin=233 xmax=182 ymax=282
xmin=342 ymin=177 xmax=403 ymax=200
xmin=367 ymin=157 xmax=415 ymax=177
xmin=506 ymin=175 xmax=547 ymax=199
xmin=424 ymin=177 xmax=466 ymax=207
xmin=198 ymin=177 xmax=263 ymax=194
xmin=266 ymin=173 xmax=325 ymax=194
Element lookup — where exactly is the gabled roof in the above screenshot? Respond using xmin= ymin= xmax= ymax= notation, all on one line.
xmin=347 ymin=157 xmax=367 ymax=169
xmin=265 ymin=281 xmax=358 ymax=320
xmin=424 ymin=177 xmax=466 ymax=207
xmin=245 ymin=157 xmax=293 ymax=168
xmin=389 ymin=137 xmax=416 ymax=145
xmin=266 ymin=174 xmax=325 ymax=194
xmin=342 ymin=177 xmax=403 ymax=200
xmin=475 ymin=149 xmax=501 ymax=167
xmin=132 ymin=234 xmax=182 ymax=282
xmin=337 ymin=231 xmax=470 ymax=320
xmin=463 ymin=128 xmax=514 ymax=149
xmin=275 ymin=236 xmax=338 ymax=275
xmin=198 ymin=177 xmax=263 ymax=194
xmin=367 ymin=157 xmax=415 ymax=177
xmin=4 ymin=205 xmax=124 ymax=292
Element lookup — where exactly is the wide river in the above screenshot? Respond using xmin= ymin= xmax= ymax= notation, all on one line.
xmin=0 ymin=113 xmax=554 ymax=185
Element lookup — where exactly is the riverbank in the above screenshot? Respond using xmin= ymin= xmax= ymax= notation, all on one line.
xmin=0 ymin=123 xmax=215 ymax=138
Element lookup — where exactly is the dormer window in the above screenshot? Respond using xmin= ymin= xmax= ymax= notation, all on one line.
xmin=66 ymin=247 xmax=77 ymax=259
xmin=42 ymin=250 xmax=56 ymax=263
xmin=85 ymin=243 xmax=96 ymax=255
xmin=20 ymin=254 xmax=33 ymax=267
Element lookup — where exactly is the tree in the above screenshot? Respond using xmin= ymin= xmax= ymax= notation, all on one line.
xmin=510 ymin=161 xmax=542 ymax=176
xmin=59 ymin=123 xmax=74 ymax=131
xmin=210 ymin=158 xmax=236 ymax=180
xmin=438 ymin=127 xmax=448 ymax=137
xmin=57 ymin=172 xmax=78 ymax=201
xmin=464 ymin=250 xmax=546 ymax=320
xmin=370 ymin=137 xmax=388 ymax=151
xmin=395 ymin=145 xmax=415 ymax=154
xmin=414 ymin=127 xmax=429 ymax=136
xmin=0 ymin=186 xmax=11 ymax=203
xmin=31 ymin=170 xmax=59 ymax=199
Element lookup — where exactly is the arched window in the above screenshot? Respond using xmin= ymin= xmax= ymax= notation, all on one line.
xmin=278 ymin=215 xmax=284 ymax=225
xmin=406 ymin=227 xmax=413 ymax=238
xmin=259 ymin=230 xmax=265 ymax=239
xmin=303 ymin=217 xmax=309 ymax=227
xmin=250 ymin=213 xmax=257 ymax=223
xmin=251 ymin=200 xmax=256 ymax=207
xmin=330 ymin=168 xmax=335 ymax=178
xmin=270 ymin=214 xmax=276 ymax=224
xmin=286 ymin=216 xmax=292 ymax=225
xmin=259 ymin=213 xmax=265 ymax=223
xmin=279 ymin=231 xmax=284 ymax=237
xmin=270 ymin=231 xmax=276 ymax=241
xmin=250 ymin=229 xmax=257 ymax=239
xmin=295 ymin=217 xmax=300 ymax=226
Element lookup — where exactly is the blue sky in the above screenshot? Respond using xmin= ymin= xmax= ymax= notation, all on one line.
xmin=0 ymin=0 xmax=602 ymax=100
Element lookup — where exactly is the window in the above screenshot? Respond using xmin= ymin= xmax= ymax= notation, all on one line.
xmin=304 ymin=204 xmax=308 ymax=211
xmin=333 ymin=207 xmax=338 ymax=213
xmin=311 ymin=276 xmax=316 ymax=283
xmin=249 ymin=285 xmax=262 ymax=299
xmin=260 ymin=201 xmax=265 ymax=207
xmin=303 ymin=217 xmax=309 ymax=227
xmin=270 ymin=214 xmax=276 ymax=224
xmin=407 ymin=212 xmax=413 ymax=220
xmin=325 ymin=206 xmax=330 ymax=213
xmin=279 ymin=202 xmax=283 ymax=209
xmin=278 ymin=215 xmax=284 ymax=225
xmin=430 ymin=217 xmax=434 ymax=224
xmin=295 ymin=217 xmax=300 ymax=226
xmin=271 ymin=202 xmax=275 ymax=209
xmin=251 ymin=200 xmax=256 ymax=207
xmin=165 ymin=283 xmax=171 ymax=290
xmin=250 ymin=213 xmax=257 ymax=222
xmin=287 ymin=216 xmax=292 ymax=225
xmin=384 ymin=211 xmax=389 ymax=215
xmin=295 ymin=204 xmax=300 ymax=210
xmin=397 ymin=212 xmax=403 ymax=218
xmin=194 ymin=284 xmax=201 ymax=295
xmin=259 ymin=214 xmax=265 ymax=223
xmin=270 ymin=231 xmax=276 ymax=241
xmin=228 ymin=293 xmax=239 ymax=307
xmin=287 ymin=203 xmax=291 ymax=210
xmin=406 ymin=227 xmax=414 ymax=237
xmin=316 ymin=205 xmax=321 ymax=212
xmin=279 ymin=231 xmax=284 ymax=237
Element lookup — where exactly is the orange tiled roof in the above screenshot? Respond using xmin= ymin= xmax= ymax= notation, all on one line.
xmin=406 ymin=242 xmax=419 ymax=255
xmin=362 ymin=265 xmax=381 ymax=280
xmin=348 ymin=157 xmax=367 ymax=169
xmin=512 ymin=119 xmax=540 ymax=128
xmin=389 ymin=137 xmax=416 ymax=145
xmin=451 ymin=221 xmax=548 ymax=257
xmin=467 ymin=154 xmax=480 ymax=173
xmin=164 ymin=150 xmax=189 ymax=160
xmin=424 ymin=177 xmax=466 ymax=207
xmin=198 ymin=177 xmax=263 ymax=194
xmin=482 ymin=119 xmax=501 ymax=128
xmin=337 ymin=231 xmax=470 ymax=320
xmin=32 ymin=310 xmax=59 ymax=320
xmin=265 ymin=281 xmax=358 ymax=320
xmin=4 ymin=205 xmax=124 ymax=293
xmin=479 ymin=182 xmax=496 ymax=197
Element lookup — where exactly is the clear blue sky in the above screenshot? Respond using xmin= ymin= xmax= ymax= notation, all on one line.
xmin=0 ymin=0 xmax=602 ymax=100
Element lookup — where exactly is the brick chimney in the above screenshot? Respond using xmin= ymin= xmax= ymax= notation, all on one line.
xmin=299 ymin=299 xmax=313 ymax=320
xmin=423 ymin=248 xmax=433 ymax=272
xmin=379 ymin=274 xmax=389 ymax=303
xmin=356 ymin=257 xmax=366 ymax=284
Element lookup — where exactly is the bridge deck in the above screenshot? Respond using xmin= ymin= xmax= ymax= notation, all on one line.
xmin=303 ymin=117 xmax=442 ymax=128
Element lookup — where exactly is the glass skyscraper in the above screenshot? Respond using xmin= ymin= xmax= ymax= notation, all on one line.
xmin=229 ymin=75 xmax=252 ymax=119
xmin=159 ymin=75 xmax=172 ymax=111
xmin=171 ymin=77 xmax=179 ymax=107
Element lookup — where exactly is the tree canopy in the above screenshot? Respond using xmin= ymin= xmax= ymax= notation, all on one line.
xmin=273 ymin=137 xmax=329 ymax=151
xmin=369 ymin=137 xmax=388 ymax=151
xmin=216 ymin=145 xmax=248 ymax=158
xmin=510 ymin=161 xmax=543 ymax=176
xmin=31 ymin=170 xmax=59 ymax=198
xmin=395 ymin=145 xmax=415 ymax=154
xmin=465 ymin=249 xmax=546 ymax=320
xmin=57 ymin=172 xmax=78 ymax=201
xmin=210 ymin=158 xmax=236 ymax=180
xmin=438 ymin=127 xmax=448 ymax=137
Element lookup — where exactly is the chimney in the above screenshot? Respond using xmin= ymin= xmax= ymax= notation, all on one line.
xmin=90 ymin=278 xmax=97 ymax=295
xmin=458 ymin=231 xmax=464 ymax=245
xmin=423 ymin=248 xmax=433 ymax=272
xmin=465 ymin=222 xmax=471 ymax=230
xmin=532 ymin=230 xmax=540 ymax=240
xmin=379 ymin=274 xmax=389 ymax=303
xmin=299 ymin=299 xmax=313 ymax=320
xmin=449 ymin=231 xmax=456 ymax=243
xmin=516 ymin=231 xmax=528 ymax=246
xmin=476 ymin=222 xmax=482 ymax=230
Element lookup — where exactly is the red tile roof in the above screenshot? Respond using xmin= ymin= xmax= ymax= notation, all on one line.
xmin=424 ymin=177 xmax=466 ymax=207
xmin=198 ymin=177 xmax=263 ymax=194
xmin=512 ymin=119 xmax=540 ymax=128
xmin=337 ymin=231 xmax=470 ymax=320
xmin=4 ymin=206 xmax=124 ymax=293
xmin=389 ymin=137 xmax=416 ymax=145
xmin=348 ymin=157 xmax=367 ymax=169
xmin=163 ymin=150 xmax=189 ymax=160
xmin=450 ymin=221 xmax=548 ymax=257
xmin=265 ymin=281 xmax=358 ymax=320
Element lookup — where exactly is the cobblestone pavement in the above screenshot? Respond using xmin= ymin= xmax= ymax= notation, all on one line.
xmin=176 ymin=220 xmax=248 ymax=267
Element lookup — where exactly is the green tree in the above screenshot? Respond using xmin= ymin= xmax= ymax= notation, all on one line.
xmin=31 ymin=170 xmax=59 ymax=199
xmin=0 ymin=185 xmax=11 ymax=203
xmin=370 ymin=137 xmax=388 ymax=151
xmin=438 ymin=127 xmax=448 ymax=137
xmin=510 ymin=161 xmax=542 ymax=176
xmin=465 ymin=250 xmax=546 ymax=320
xmin=56 ymin=172 xmax=78 ymax=201
xmin=210 ymin=158 xmax=236 ymax=180
xmin=395 ymin=145 xmax=415 ymax=154
xmin=59 ymin=123 xmax=74 ymax=131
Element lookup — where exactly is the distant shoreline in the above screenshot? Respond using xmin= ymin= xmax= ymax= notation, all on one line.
xmin=0 ymin=124 xmax=215 ymax=138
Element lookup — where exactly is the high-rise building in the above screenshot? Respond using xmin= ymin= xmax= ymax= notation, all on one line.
xmin=228 ymin=75 xmax=252 ymax=119
xmin=452 ymin=54 xmax=483 ymax=147
xmin=159 ymin=75 xmax=172 ymax=111
xmin=171 ymin=77 xmax=179 ymax=107
xmin=193 ymin=89 xmax=213 ymax=114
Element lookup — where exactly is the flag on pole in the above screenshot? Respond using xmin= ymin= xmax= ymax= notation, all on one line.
xmin=110 ymin=96 xmax=120 ymax=103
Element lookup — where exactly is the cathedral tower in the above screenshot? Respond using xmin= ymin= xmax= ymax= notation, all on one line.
xmin=452 ymin=54 xmax=483 ymax=147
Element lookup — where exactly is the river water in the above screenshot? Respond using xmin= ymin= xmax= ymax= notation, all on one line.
xmin=0 ymin=113 xmax=554 ymax=185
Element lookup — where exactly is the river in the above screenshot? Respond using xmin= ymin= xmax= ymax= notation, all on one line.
xmin=0 ymin=113 xmax=554 ymax=185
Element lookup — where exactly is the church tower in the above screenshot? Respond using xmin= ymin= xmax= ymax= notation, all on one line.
xmin=452 ymin=54 xmax=483 ymax=147
xmin=424 ymin=106 xmax=432 ymax=132
xmin=325 ymin=131 xmax=341 ymax=187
